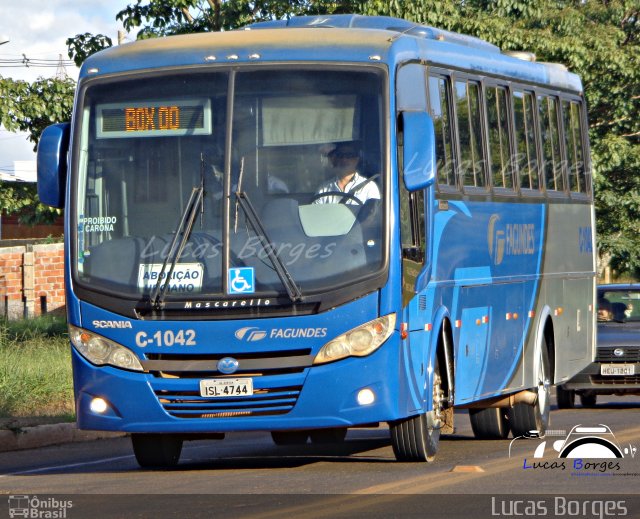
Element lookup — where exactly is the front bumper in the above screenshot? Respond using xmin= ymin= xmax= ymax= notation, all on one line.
xmin=73 ymin=335 xmax=405 ymax=433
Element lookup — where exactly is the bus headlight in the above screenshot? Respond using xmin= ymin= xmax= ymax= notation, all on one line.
xmin=69 ymin=325 xmax=144 ymax=372
xmin=313 ymin=314 xmax=396 ymax=365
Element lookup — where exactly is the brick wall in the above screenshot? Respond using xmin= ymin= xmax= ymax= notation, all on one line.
xmin=0 ymin=243 xmax=65 ymax=320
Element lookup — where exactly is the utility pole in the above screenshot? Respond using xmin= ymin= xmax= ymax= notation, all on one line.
xmin=55 ymin=54 xmax=68 ymax=80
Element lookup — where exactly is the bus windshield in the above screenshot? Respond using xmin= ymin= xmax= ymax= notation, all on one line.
xmin=74 ymin=68 xmax=386 ymax=301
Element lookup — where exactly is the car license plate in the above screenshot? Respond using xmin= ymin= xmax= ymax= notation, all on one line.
xmin=200 ymin=378 xmax=253 ymax=397
xmin=600 ymin=364 xmax=635 ymax=376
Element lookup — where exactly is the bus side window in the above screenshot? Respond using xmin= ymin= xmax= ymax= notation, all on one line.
xmin=455 ymin=80 xmax=487 ymax=189
xmin=538 ymin=95 xmax=564 ymax=192
xmin=562 ymin=100 xmax=587 ymax=194
xmin=486 ymin=85 xmax=514 ymax=190
xmin=428 ymin=75 xmax=456 ymax=188
xmin=513 ymin=90 xmax=540 ymax=191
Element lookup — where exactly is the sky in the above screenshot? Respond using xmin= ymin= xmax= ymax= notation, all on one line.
xmin=0 ymin=1 xmax=136 ymax=174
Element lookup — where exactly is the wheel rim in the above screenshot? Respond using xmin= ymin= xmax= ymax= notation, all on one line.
xmin=536 ymin=347 xmax=551 ymax=423
xmin=430 ymin=365 xmax=445 ymax=430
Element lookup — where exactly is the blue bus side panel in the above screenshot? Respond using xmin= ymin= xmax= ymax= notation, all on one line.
xmin=406 ymin=198 xmax=546 ymax=405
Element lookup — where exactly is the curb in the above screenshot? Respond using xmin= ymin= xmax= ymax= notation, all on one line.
xmin=0 ymin=423 xmax=127 ymax=453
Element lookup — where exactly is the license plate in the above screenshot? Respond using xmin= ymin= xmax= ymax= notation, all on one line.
xmin=200 ymin=378 xmax=253 ymax=397
xmin=600 ymin=364 xmax=635 ymax=376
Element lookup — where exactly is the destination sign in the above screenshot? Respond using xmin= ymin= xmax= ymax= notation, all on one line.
xmin=96 ymin=98 xmax=211 ymax=138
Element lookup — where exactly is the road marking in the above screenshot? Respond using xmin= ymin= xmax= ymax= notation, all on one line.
xmin=0 ymin=455 xmax=134 ymax=478
xmin=237 ymin=425 xmax=640 ymax=519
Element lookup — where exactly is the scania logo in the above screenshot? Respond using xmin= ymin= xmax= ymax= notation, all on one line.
xmin=92 ymin=320 xmax=132 ymax=329
xmin=614 ymin=348 xmax=625 ymax=357
xmin=235 ymin=327 xmax=267 ymax=342
xmin=217 ymin=357 xmax=239 ymax=374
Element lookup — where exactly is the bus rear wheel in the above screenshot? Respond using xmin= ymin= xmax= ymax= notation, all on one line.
xmin=469 ymin=408 xmax=510 ymax=439
xmin=580 ymin=392 xmax=597 ymax=408
xmin=556 ymin=385 xmax=575 ymax=409
xmin=390 ymin=358 xmax=444 ymax=462
xmin=509 ymin=342 xmax=551 ymax=437
xmin=131 ymin=433 xmax=183 ymax=468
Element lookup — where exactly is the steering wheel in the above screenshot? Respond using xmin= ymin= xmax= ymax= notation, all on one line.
xmin=310 ymin=191 xmax=363 ymax=205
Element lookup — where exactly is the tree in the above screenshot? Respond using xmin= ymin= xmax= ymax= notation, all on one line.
xmin=358 ymin=0 xmax=640 ymax=276
xmin=66 ymin=33 xmax=113 ymax=67
xmin=0 ymin=76 xmax=75 ymax=148
xmin=114 ymin=0 xmax=363 ymax=36
xmin=0 ymin=76 xmax=75 ymax=224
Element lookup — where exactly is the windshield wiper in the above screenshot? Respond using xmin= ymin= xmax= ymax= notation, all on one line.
xmin=234 ymin=189 xmax=303 ymax=303
xmin=151 ymin=186 xmax=204 ymax=309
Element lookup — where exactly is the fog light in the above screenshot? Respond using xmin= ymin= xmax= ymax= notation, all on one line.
xmin=357 ymin=388 xmax=375 ymax=406
xmin=90 ymin=397 xmax=109 ymax=414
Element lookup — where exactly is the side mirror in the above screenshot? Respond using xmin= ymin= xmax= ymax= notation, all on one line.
xmin=401 ymin=112 xmax=436 ymax=191
xmin=37 ymin=123 xmax=70 ymax=209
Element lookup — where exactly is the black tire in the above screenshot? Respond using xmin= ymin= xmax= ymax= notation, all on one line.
xmin=270 ymin=430 xmax=309 ymax=445
xmin=309 ymin=428 xmax=348 ymax=444
xmin=556 ymin=385 xmax=575 ymax=409
xmin=509 ymin=341 xmax=551 ymax=437
xmin=580 ymin=392 xmax=597 ymax=408
xmin=390 ymin=357 xmax=444 ymax=462
xmin=131 ymin=434 xmax=183 ymax=468
xmin=469 ymin=408 xmax=510 ymax=439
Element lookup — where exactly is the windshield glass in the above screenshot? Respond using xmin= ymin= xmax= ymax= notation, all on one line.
xmin=597 ymin=289 xmax=640 ymax=323
xmin=74 ymin=68 xmax=386 ymax=300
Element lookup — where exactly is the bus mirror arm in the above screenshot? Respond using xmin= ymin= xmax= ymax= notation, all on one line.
xmin=400 ymin=111 xmax=436 ymax=192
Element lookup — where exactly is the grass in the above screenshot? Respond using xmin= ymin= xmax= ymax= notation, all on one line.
xmin=0 ymin=315 xmax=75 ymax=427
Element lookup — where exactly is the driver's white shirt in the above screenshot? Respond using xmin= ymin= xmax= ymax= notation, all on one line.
xmin=314 ymin=172 xmax=380 ymax=205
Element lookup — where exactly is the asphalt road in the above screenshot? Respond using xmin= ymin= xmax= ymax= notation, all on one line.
xmin=1 ymin=395 xmax=639 ymax=518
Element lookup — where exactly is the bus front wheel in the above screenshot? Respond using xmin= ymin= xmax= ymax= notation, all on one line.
xmin=390 ymin=358 xmax=444 ymax=462
xmin=131 ymin=433 xmax=183 ymax=468
xmin=309 ymin=428 xmax=348 ymax=444
xmin=270 ymin=430 xmax=309 ymax=445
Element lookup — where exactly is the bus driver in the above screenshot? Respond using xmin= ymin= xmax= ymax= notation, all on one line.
xmin=314 ymin=141 xmax=380 ymax=205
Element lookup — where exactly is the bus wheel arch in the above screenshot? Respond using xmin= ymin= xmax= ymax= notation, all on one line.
xmin=508 ymin=310 xmax=553 ymax=437
xmin=436 ymin=317 xmax=455 ymax=435
xmin=388 ymin=315 xmax=452 ymax=462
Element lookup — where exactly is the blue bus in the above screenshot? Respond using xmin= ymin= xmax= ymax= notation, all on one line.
xmin=37 ymin=14 xmax=596 ymax=466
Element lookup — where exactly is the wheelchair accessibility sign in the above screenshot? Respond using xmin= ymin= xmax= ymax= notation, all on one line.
xmin=228 ymin=267 xmax=255 ymax=294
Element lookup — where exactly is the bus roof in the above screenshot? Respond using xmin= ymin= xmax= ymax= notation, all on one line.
xmin=81 ymin=15 xmax=582 ymax=93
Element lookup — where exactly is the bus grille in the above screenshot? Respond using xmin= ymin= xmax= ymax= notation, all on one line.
xmin=144 ymin=349 xmax=312 ymax=379
xmin=145 ymin=350 xmax=312 ymax=419
xmin=596 ymin=347 xmax=640 ymax=363
xmin=154 ymin=385 xmax=303 ymax=419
